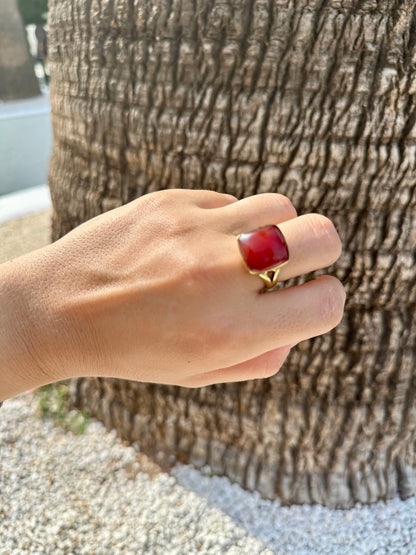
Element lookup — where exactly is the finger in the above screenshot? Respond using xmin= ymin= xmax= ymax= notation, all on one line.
xmin=218 ymin=193 xmax=297 ymax=233
xmin=229 ymin=214 xmax=341 ymax=295
xmin=275 ymin=213 xmax=342 ymax=281
xmin=179 ymin=345 xmax=292 ymax=388
xmin=234 ymin=276 xmax=346 ymax=361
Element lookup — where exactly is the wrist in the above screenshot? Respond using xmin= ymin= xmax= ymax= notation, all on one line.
xmin=0 ymin=247 xmax=69 ymax=401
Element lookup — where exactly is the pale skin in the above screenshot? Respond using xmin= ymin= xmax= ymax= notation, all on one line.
xmin=0 ymin=189 xmax=345 ymax=401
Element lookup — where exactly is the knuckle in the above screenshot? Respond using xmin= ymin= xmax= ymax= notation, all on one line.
xmin=216 ymin=191 xmax=238 ymax=204
xmin=259 ymin=347 xmax=289 ymax=379
xmin=320 ymin=277 xmax=346 ymax=327
xmin=267 ymin=193 xmax=297 ymax=216
xmin=308 ymin=214 xmax=342 ymax=257
xmin=260 ymin=361 xmax=281 ymax=380
xmin=308 ymin=213 xmax=337 ymax=237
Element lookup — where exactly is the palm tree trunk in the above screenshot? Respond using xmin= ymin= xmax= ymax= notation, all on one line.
xmin=48 ymin=0 xmax=416 ymax=508
xmin=0 ymin=0 xmax=40 ymax=101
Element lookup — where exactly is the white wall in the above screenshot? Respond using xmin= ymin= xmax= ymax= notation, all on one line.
xmin=0 ymin=94 xmax=52 ymax=195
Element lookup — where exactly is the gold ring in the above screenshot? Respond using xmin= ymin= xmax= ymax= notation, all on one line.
xmin=237 ymin=225 xmax=289 ymax=290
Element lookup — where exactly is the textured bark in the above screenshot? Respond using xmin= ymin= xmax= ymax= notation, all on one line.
xmin=48 ymin=0 xmax=416 ymax=508
xmin=0 ymin=0 xmax=40 ymax=101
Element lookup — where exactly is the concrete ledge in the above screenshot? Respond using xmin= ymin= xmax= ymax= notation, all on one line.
xmin=0 ymin=94 xmax=50 ymax=120
xmin=0 ymin=184 xmax=52 ymax=225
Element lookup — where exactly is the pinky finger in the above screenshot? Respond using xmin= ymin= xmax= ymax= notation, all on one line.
xmin=179 ymin=345 xmax=292 ymax=388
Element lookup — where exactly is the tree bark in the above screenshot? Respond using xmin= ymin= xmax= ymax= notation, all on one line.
xmin=0 ymin=0 xmax=40 ymax=101
xmin=48 ymin=0 xmax=416 ymax=508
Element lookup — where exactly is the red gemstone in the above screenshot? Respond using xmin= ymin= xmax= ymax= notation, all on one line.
xmin=238 ymin=225 xmax=289 ymax=272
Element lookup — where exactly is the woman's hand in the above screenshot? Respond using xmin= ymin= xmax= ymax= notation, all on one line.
xmin=0 ymin=190 xmax=345 ymax=398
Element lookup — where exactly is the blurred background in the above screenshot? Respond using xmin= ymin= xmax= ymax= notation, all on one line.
xmin=0 ymin=0 xmax=51 ymax=256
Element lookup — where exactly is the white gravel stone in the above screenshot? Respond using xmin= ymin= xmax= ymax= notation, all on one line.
xmin=1 ymin=393 xmax=415 ymax=554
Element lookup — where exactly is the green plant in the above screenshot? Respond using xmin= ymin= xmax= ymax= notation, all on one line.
xmin=35 ymin=382 xmax=90 ymax=435
xmin=17 ymin=0 xmax=48 ymax=26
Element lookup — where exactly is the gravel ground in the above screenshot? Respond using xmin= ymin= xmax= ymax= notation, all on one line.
xmin=1 ymin=394 xmax=416 ymax=554
xmin=0 ymin=394 xmax=272 ymax=554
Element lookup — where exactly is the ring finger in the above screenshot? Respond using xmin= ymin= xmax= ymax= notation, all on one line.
xmin=271 ymin=213 xmax=342 ymax=282
xmin=227 ymin=213 xmax=342 ymax=295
